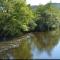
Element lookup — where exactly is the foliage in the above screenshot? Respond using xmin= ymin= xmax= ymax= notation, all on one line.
xmin=28 ymin=20 xmax=37 ymax=31
xmin=35 ymin=3 xmax=60 ymax=31
xmin=0 ymin=0 xmax=60 ymax=40
xmin=0 ymin=0 xmax=34 ymax=38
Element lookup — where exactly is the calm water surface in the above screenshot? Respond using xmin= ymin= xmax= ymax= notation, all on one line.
xmin=0 ymin=30 xmax=60 ymax=59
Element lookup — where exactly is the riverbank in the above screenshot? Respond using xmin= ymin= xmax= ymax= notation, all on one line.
xmin=0 ymin=33 xmax=30 ymax=53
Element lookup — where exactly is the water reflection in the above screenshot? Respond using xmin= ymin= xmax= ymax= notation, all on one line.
xmin=0 ymin=30 xmax=60 ymax=59
xmin=31 ymin=31 xmax=60 ymax=59
xmin=9 ymin=40 xmax=32 ymax=59
xmin=32 ymin=31 xmax=60 ymax=55
xmin=0 ymin=39 xmax=32 ymax=59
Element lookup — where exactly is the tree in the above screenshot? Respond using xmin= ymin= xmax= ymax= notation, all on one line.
xmin=35 ymin=3 xmax=60 ymax=31
xmin=0 ymin=0 xmax=34 ymax=39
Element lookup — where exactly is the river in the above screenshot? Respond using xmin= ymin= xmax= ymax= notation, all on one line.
xmin=0 ymin=29 xmax=60 ymax=59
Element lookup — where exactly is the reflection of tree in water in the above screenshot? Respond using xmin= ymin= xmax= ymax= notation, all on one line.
xmin=0 ymin=30 xmax=60 ymax=59
xmin=32 ymin=30 xmax=60 ymax=56
xmin=6 ymin=39 xmax=32 ymax=59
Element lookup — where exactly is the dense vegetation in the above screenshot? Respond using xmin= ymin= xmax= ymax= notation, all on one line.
xmin=0 ymin=0 xmax=34 ymax=39
xmin=0 ymin=0 xmax=60 ymax=40
xmin=34 ymin=3 xmax=60 ymax=31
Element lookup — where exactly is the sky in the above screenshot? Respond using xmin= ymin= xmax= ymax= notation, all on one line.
xmin=26 ymin=0 xmax=60 ymax=5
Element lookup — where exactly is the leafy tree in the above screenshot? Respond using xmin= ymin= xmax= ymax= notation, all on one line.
xmin=0 ymin=0 xmax=34 ymax=39
xmin=35 ymin=3 xmax=60 ymax=31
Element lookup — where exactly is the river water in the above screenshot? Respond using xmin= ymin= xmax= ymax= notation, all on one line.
xmin=0 ymin=30 xmax=60 ymax=59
